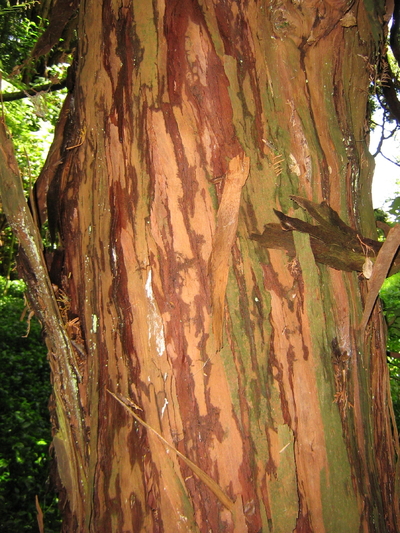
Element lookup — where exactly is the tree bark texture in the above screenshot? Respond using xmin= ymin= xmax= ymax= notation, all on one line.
xmin=31 ymin=0 xmax=400 ymax=531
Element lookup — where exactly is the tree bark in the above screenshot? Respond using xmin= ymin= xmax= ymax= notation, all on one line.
xmin=9 ymin=0 xmax=400 ymax=531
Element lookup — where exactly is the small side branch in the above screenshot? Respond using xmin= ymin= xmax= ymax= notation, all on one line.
xmin=0 ymin=118 xmax=87 ymax=507
xmin=1 ymin=80 xmax=67 ymax=102
xmin=251 ymin=196 xmax=400 ymax=331
xmin=251 ymin=196 xmax=400 ymax=275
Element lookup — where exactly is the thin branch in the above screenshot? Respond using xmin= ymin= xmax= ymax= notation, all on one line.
xmin=371 ymin=104 xmax=400 ymax=165
xmin=107 ymin=390 xmax=236 ymax=514
xmin=1 ymin=80 xmax=67 ymax=102
xmin=377 ymin=150 xmax=400 ymax=167
xmin=0 ymin=118 xmax=87 ymax=506
xmin=391 ymin=0 xmax=400 ymax=67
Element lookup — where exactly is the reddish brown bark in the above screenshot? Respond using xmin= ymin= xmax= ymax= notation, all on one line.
xmin=3 ymin=0 xmax=400 ymax=531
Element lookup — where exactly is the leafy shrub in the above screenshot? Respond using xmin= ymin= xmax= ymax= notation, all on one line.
xmin=380 ymin=273 xmax=400 ymax=431
xmin=0 ymin=278 xmax=61 ymax=532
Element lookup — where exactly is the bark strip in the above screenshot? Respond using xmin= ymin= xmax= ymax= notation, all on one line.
xmin=209 ymin=153 xmax=249 ymax=350
xmin=360 ymin=224 xmax=400 ymax=331
xmin=0 ymin=118 xmax=87 ymax=515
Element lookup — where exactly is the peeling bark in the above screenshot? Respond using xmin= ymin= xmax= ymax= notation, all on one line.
xmin=2 ymin=0 xmax=399 ymax=532
xmin=251 ymin=196 xmax=400 ymax=276
xmin=209 ymin=153 xmax=249 ymax=350
xmin=0 ymin=119 xmax=87 ymax=519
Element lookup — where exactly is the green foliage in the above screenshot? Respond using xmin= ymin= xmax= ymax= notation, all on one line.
xmin=374 ymin=207 xmax=393 ymax=241
xmin=372 ymin=211 xmax=400 ymax=429
xmin=0 ymin=1 xmax=43 ymax=77
xmin=387 ymin=195 xmax=400 ymax=221
xmin=374 ymin=207 xmax=391 ymax=223
xmin=0 ymin=0 xmax=68 ymax=276
xmin=380 ymin=273 xmax=400 ymax=429
xmin=0 ymin=277 xmax=61 ymax=532
xmin=0 ymin=86 xmax=62 ymax=278
xmin=0 ymin=225 xmax=15 ymax=281
xmin=0 ymin=0 xmax=75 ymax=87
xmin=0 ymin=11 xmax=66 ymax=527
xmin=3 ymin=82 xmax=64 ymax=175
xmin=387 ymin=355 xmax=400 ymax=432
xmin=0 ymin=79 xmax=66 ymax=277
xmin=381 ymin=273 xmax=400 ymax=352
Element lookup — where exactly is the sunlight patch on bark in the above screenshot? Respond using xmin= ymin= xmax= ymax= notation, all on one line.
xmin=145 ymin=269 xmax=166 ymax=357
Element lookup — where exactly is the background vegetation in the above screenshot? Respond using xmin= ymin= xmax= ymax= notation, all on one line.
xmin=380 ymin=272 xmax=400 ymax=429
xmin=1 ymin=3 xmax=67 ymax=529
xmin=0 ymin=278 xmax=61 ymax=532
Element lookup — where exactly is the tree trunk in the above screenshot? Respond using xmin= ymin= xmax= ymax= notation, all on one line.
xmin=14 ymin=0 xmax=400 ymax=531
